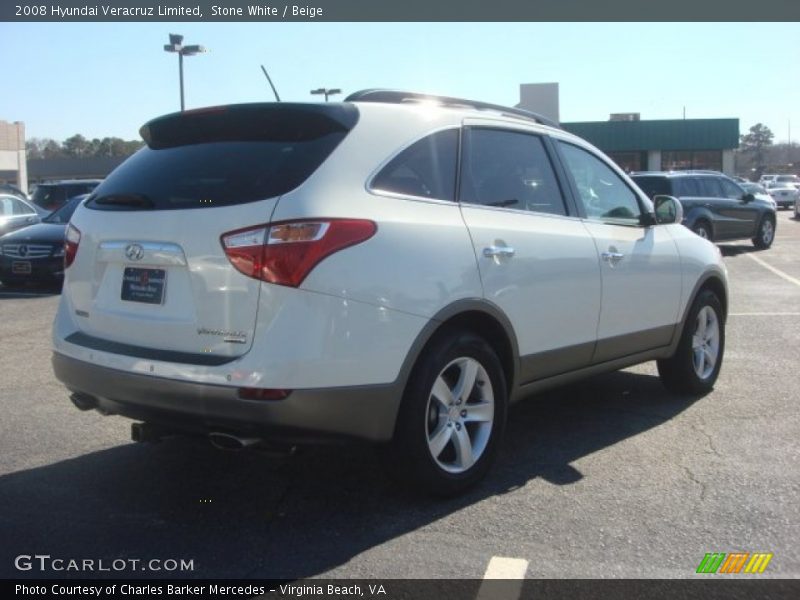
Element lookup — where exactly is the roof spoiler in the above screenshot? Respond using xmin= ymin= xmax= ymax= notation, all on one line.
xmin=345 ymin=89 xmax=561 ymax=129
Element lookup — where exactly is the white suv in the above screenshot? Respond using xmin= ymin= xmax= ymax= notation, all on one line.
xmin=52 ymin=90 xmax=728 ymax=495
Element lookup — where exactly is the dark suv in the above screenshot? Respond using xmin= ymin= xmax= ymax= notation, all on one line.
xmin=30 ymin=180 xmax=102 ymax=214
xmin=631 ymin=171 xmax=776 ymax=249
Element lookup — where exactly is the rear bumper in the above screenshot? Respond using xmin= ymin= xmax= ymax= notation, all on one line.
xmin=52 ymin=352 xmax=402 ymax=443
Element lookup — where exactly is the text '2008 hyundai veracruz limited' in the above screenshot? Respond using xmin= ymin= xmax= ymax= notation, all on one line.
xmin=52 ymin=91 xmax=728 ymax=495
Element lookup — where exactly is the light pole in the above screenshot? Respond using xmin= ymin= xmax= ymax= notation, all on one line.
xmin=163 ymin=33 xmax=207 ymax=111
xmin=310 ymin=87 xmax=341 ymax=102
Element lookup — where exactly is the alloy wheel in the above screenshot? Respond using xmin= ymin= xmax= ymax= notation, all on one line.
xmin=692 ymin=306 xmax=720 ymax=380
xmin=425 ymin=357 xmax=494 ymax=474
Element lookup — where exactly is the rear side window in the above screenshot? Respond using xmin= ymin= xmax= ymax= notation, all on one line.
xmin=371 ymin=129 xmax=458 ymax=201
xmin=87 ymin=105 xmax=357 ymax=211
xmin=631 ymin=176 xmax=671 ymax=199
xmin=672 ymin=177 xmax=701 ymax=197
xmin=697 ymin=176 xmax=723 ymax=198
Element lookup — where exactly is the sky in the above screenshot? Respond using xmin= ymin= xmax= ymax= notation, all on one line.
xmin=1 ymin=22 xmax=799 ymax=143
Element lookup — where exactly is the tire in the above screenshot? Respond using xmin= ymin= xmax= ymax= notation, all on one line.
xmin=692 ymin=221 xmax=712 ymax=241
xmin=752 ymin=216 xmax=775 ymax=249
xmin=388 ymin=330 xmax=508 ymax=496
xmin=657 ymin=289 xmax=725 ymax=395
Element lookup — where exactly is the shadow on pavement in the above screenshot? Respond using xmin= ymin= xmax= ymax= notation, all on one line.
xmin=0 ymin=370 xmax=700 ymax=579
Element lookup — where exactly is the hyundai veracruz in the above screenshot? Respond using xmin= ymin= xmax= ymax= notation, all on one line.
xmin=52 ymin=91 xmax=729 ymax=495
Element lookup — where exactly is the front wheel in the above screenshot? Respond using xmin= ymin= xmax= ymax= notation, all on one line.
xmin=658 ymin=289 xmax=725 ymax=395
xmin=388 ymin=330 xmax=507 ymax=496
xmin=692 ymin=221 xmax=712 ymax=241
xmin=752 ymin=216 xmax=775 ymax=249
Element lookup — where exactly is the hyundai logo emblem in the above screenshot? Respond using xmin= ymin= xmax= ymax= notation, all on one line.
xmin=125 ymin=243 xmax=144 ymax=261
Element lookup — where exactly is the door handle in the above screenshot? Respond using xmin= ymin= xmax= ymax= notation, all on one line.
xmin=483 ymin=245 xmax=515 ymax=258
xmin=601 ymin=251 xmax=624 ymax=265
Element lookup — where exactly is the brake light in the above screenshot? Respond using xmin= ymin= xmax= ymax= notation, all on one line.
xmin=221 ymin=219 xmax=376 ymax=287
xmin=65 ymin=224 xmax=81 ymax=268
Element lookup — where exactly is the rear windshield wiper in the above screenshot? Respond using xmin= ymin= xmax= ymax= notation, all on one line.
xmin=92 ymin=193 xmax=155 ymax=209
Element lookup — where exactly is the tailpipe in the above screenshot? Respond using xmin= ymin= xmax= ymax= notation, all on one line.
xmin=208 ymin=432 xmax=262 ymax=451
xmin=70 ymin=392 xmax=98 ymax=411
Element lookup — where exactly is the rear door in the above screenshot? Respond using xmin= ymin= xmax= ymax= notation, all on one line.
xmin=458 ymin=122 xmax=602 ymax=383
xmin=64 ymin=104 xmax=357 ymax=360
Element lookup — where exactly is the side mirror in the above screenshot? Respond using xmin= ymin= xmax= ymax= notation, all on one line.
xmin=653 ymin=195 xmax=684 ymax=225
xmin=742 ymin=193 xmax=755 ymax=203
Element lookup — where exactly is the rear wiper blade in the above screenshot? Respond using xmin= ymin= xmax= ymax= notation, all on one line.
xmin=93 ymin=193 xmax=155 ymax=209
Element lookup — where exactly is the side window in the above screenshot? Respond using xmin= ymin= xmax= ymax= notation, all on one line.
xmin=11 ymin=199 xmax=34 ymax=215
xmin=557 ymin=141 xmax=641 ymax=222
xmin=673 ymin=177 xmax=700 ymax=197
xmin=459 ymin=128 xmax=567 ymax=216
xmin=0 ymin=197 xmax=12 ymax=216
xmin=697 ymin=177 xmax=723 ymax=198
xmin=719 ymin=178 xmax=744 ymax=200
xmin=371 ymin=129 xmax=458 ymax=201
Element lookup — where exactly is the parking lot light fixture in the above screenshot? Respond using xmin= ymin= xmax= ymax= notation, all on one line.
xmin=163 ymin=33 xmax=208 ymax=111
xmin=310 ymin=88 xmax=341 ymax=102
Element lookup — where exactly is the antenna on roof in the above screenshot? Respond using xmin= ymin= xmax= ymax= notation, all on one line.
xmin=260 ymin=65 xmax=281 ymax=102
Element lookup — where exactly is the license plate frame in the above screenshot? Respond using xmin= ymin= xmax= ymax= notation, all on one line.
xmin=121 ymin=267 xmax=166 ymax=305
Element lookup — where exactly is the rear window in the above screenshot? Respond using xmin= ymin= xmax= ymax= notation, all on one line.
xmin=31 ymin=186 xmax=67 ymax=210
xmin=87 ymin=104 xmax=357 ymax=211
xmin=631 ymin=176 xmax=671 ymax=199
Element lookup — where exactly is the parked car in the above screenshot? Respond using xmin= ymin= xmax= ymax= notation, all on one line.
xmin=0 ymin=194 xmax=87 ymax=287
xmin=52 ymin=92 xmax=729 ymax=495
xmin=741 ymin=182 xmax=777 ymax=210
xmin=30 ymin=179 xmax=101 ymax=214
xmin=773 ymin=174 xmax=800 ymax=188
xmin=759 ymin=174 xmax=779 ymax=188
xmin=0 ymin=183 xmax=28 ymax=200
xmin=0 ymin=194 xmax=40 ymax=237
xmin=631 ymin=171 xmax=777 ymax=248
xmin=766 ymin=181 xmax=799 ymax=209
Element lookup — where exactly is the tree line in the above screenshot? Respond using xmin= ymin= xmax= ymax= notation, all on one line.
xmin=735 ymin=123 xmax=800 ymax=177
xmin=26 ymin=134 xmax=144 ymax=160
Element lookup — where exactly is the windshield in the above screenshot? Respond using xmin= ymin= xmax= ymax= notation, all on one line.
xmin=43 ymin=195 xmax=85 ymax=223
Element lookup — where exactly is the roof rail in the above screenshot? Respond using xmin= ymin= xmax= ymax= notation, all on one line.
xmin=344 ymin=89 xmax=561 ymax=129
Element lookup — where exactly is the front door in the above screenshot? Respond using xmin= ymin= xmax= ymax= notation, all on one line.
xmin=554 ymin=140 xmax=684 ymax=363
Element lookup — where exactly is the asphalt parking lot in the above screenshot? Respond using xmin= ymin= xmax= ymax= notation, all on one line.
xmin=0 ymin=211 xmax=798 ymax=581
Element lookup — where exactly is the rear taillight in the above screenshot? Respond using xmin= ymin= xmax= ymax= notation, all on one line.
xmin=65 ymin=224 xmax=81 ymax=268
xmin=221 ymin=219 xmax=376 ymax=287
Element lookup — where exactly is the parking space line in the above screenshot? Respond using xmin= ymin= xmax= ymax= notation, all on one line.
xmin=476 ymin=556 xmax=529 ymax=600
xmin=745 ymin=253 xmax=800 ymax=288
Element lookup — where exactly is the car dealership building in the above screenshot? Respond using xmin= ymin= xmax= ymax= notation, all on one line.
xmin=518 ymin=83 xmax=739 ymax=175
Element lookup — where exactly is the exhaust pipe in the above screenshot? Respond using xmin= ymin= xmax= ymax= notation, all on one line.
xmin=208 ymin=432 xmax=262 ymax=451
xmin=131 ymin=422 xmax=173 ymax=443
xmin=70 ymin=392 xmax=98 ymax=411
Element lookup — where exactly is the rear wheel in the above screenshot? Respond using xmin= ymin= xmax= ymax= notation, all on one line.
xmin=658 ymin=289 xmax=724 ymax=395
xmin=692 ymin=221 xmax=712 ymax=241
xmin=752 ymin=216 xmax=775 ymax=249
xmin=388 ymin=330 xmax=507 ymax=496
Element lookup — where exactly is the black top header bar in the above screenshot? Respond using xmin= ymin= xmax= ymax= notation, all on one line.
xmin=3 ymin=0 xmax=799 ymax=22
